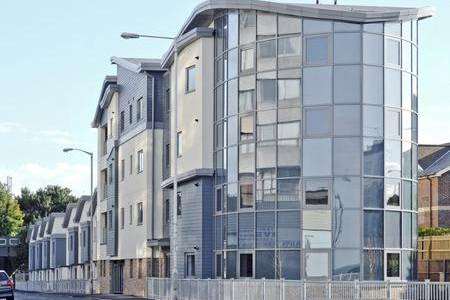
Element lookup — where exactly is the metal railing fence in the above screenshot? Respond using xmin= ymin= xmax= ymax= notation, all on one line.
xmin=147 ymin=278 xmax=450 ymax=300
xmin=15 ymin=279 xmax=91 ymax=294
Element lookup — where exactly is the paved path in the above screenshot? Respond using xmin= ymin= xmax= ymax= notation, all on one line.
xmin=15 ymin=291 xmax=147 ymax=300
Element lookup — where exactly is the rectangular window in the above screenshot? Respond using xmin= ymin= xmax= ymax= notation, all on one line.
xmin=120 ymin=111 xmax=125 ymax=132
xmin=216 ymin=254 xmax=222 ymax=278
xmin=278 ymin=36 xmax=301 ymax=69
xmin=257 ymin=40 xmax=276 ymax=72
xmin=165 ymin=199 xmax=170 ymax=224
xmin=305 ymin=179 xmax=329 ymax=206
xmin=129 ymin=259 xmax=134 ymax=278
xmin=386 ymin=252 xmax=401 ymax=278
xmin=137 ymin=150 xmax=144 ymax=173
xmin=216 ymin=188 xmax=222 ymax=212
xmin=101 ymin=212 xmax=107 ymax=244
xmin=240 ymin=182 xmax=254 ymax=208
xmin=121 ymin=159 xmax=125 ymax=181
xmin=186 ymin=66 xmax=196 ymax=93
xmin=120 ymin=207 xmax=124 ymax=229
xmin=239 ymin=253 xmax=253 ymax=277
xmin=177 ymin=192 xmax=182 ymax=216
xmin=305 ymin=35 xmax=329 ymax=65
xmin=129 ymin=205 xmax=133 ymax=225
xmin=129 ymin=154 xmax=133 ymax=174
xmin=304 ymin=106 xmax=332 ymax=137
xmin=136 ymin=98 xmax=143 ymax=121
xmin=129 ymin=104 xmax=133 ymax=124
xmin=109 ymin=118 xmax=113 ymax=138
xmin=177 ymin=132 xmax=183 ymax=157
xmin=137 ymin=202 xmax=143 ymax=225
xmin=108 ymin=164 xmax=113 ymax=184
xmin=108 ymin=211 xmax=112 ymax=230
xmin=240 ymin=47 xmax=255 ymax=73
xmin=165 ymin=144 xmax=170 ymax=168
xmin=185 ymin=253 xmax=196 ymax=277
xmin=165 ymin=89 xmax=171 ymax=111
xmin=138 ymin=259 xmax=143 ymax=279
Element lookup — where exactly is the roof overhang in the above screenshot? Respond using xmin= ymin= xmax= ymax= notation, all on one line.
xmin=91 ymin=76 xmax=118 ymax=128
xmin=111 ymin=56 xmax=165 ymax=73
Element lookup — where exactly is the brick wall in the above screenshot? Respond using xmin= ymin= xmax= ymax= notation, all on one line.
xmin=123 ymin=258 xmax=147 ymax=297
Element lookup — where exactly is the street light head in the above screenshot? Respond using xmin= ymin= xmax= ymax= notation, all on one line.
xmin=63 ymin=148 xmax=73 ymax=153
xmin=121 ymin=32 xmax=140 ymax=39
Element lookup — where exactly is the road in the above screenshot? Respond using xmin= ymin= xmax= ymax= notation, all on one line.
xmin=13 ymin=291 xmax=147 ymax=300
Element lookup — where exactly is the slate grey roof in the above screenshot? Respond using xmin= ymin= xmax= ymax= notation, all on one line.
xmin=419 ymin=150 xmax=450 ymax=177
xmin=46 ymin=213 xmax=65 ymax=235
xmin=62 ymin=203 xmax=77 ymax=228
xmin=39 ymin=218 xmax=48 ymax=237
xmin=91 ymin=75 xmax=118 ymax=128
xmin=111 ymin=57 xmax=164 ymax=73
xmin=74 ymin=196 xmax=90 ymax=223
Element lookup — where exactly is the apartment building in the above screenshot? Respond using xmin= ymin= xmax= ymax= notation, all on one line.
xmin=418 ymin=144 xmax=450 ymax=228
xmin=91 ymin=57 xmax=166 ymax=296
xmin=27 ymin=197 xmax=92 ymax=282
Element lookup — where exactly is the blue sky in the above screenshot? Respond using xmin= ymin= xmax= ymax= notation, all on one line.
xmin=0 ymin=0 xmax=448 ymax=196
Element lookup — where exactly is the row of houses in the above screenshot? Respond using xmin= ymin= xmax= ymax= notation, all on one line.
xmin=26 ymin=196 xmax=93 ymax=282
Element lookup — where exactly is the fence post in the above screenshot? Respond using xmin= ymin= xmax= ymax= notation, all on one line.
xmin=354 ymin=279 xmax=359 ymax=300
xmin=231 ymin=278 xmax=235 ymax=300
xmin=302 ymin=279 xmax=307 ymax=300
xmin=279 ymin=278 xmax=284 ymax=300
xmin=425 ymin=279 xmax=430 ymax=300
xmin=387 ymin=281 xmax=391 ymax=300
xmin=262 ymin=278 xmax=266 ymax=300
xmin=328 ymin=279 xmax=332 ymax=300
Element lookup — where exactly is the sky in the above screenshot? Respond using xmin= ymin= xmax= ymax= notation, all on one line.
xmin=0 ymin=0 xmax=449 ymax=196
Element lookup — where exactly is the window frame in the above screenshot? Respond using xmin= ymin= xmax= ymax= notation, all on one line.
xmin=137 ymin=202 xmax=144 ymax=225
xmin=186 ymin=65 xmax=196 ymax=93
xmin=137 ymin=150 xmax=144 ymax=173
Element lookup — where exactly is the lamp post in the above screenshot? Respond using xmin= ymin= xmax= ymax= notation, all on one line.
xmin=121 ymin=32 xmax=178 ymax=299
xmin=63 ymin=147 xmax=94 ymax=293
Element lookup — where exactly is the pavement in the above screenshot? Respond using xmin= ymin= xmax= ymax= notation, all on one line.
xmin=13 ymin=291 xmax=148 ymax=300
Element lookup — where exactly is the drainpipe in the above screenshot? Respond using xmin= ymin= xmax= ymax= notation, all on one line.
xmin=151 ymin=75 xmax=156 ymax=240
xmin=427 ymin=176 xmax=433 ymax=227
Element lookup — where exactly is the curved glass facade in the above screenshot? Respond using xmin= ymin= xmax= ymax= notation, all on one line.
xmin=213 ymin=10 xmax=418 ymax=281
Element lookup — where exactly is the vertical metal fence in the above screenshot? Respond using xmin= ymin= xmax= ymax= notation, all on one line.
xmin=147 ymin=278 xmax=450 ymax=300
xmin=15 ymin=279 xmax=91 ymax=294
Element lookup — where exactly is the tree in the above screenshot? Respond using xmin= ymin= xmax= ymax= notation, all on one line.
xmin=0 ymin=184 xmax=24 ymax=237
xmin=17 ymin=185 xmax=77 ymax=226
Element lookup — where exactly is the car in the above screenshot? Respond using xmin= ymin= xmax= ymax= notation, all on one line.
xmin=0 ymin=270 xmax=14 ymax=300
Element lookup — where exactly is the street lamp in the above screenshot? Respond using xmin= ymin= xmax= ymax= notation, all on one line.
xmin=121 ymin=32 xmax=179 ymax=299
xmin=62 ymin=147 xmax=94 ymax=293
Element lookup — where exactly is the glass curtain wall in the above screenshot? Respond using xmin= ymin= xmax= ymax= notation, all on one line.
xmin=213 ymin=10 xmax=418 ymax=281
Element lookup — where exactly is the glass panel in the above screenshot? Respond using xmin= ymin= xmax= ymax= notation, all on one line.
xmin=363 ymin=66 xmax=383 ymax=105
xmin=363 ymin=105 xmax=383 ymax=137
xmin=403 ymin=180 xmax=412 ymax=210
xmin=303 ymin=210 xmax=331 ymax=231
xmin=402 ymin=41 xmax=411 ymax=72
xmin=278 ymin=251 xmax=301 ymax=280
xmin=334 ymin=105 xmax=360 ymax=136
xmin=278 ymin=36 xmax=301 ymax=69
xmin=278 ymin=15 xmax=301 ymax=35
xmin=305 ymin=35 xmax=329 ymax=65
xmin=385 ymin=68 xmax=401 ymax=107
xmin=303 ymin=138 xmax=332 ymax=176
xmin=278 ymin=79 xmax=300 ymax=107
xmin=304 ymin=19 xmax=332 ymax=34
xmin=228 ymin=48 xmax=238 ymax=79
xmin=385 ymin=22 xmax=401 ymax=37
xmin=305 ymin=179 xmax=329 ymax=207
xmin=227 ymin=146 xmax=238 ymax=183
xmin=239 ymin=213 xmax=254 ymax=249
xmin=216 ymin=216 xmax=222 ymax=249
xmin=304 ymin=106 xmax=331 ymax=137
xmin=334 ymin=138 xmax=361 ymax=176
xmin=257 ymin=40 xmax=276 ymax=71
xmin=363 ymin=33 xmax=383 ymax=65
xmin=226 ymin=251 xmax=237 ymax=278
xmin=240 ymin=47 xmax=255 ymax=73
xmin=277 ymin=178 xmax=300 ymax=209
xmin=228 ymin=116 xmax=238 ymax=146
xmin=239 ymin=253 xmax=253 ymax=277
xmin=239 ymin=90 xmax=254 ymax=113
xmin=333 ymin=210 xmax=360 ymax=248
xmin=364 ymin=178 xmax=383 ymax=208
xmin=239 ymin=180 xmax=254 ymax=209
xmin=364 ymin=210 xmax=383 ymax=248
xmin=363 ymin=23 xmax=383 ymax=34
xmin=334 ymin=22 xmax=361 ymax=32
xmin=227 ymin=214 xmax=237 ymax=249
xmin=402 ymin=141 xmax=412 ymax=179
xmin=334 ymin=33 xmax=361 ymax=64
xmin=216 ymin=86 xmax=224 ymax=120
xmin=256 ymin=212 xmax=275 ymax=248
xmin=257 ymin=79 xmax=276 ymax=109
xmin=402 ymin=251 xmax=414 ymax=281
xmin=412 ymin=113 xmax=418 ymax=143
xmin=277 ymin=211 xmax=301 ymax=248
xmin=277 ymin=140 xmax=300 ymax=178
xmin=363 ymin=250 xmax=383 ymax=280
xmin=385 ymin=140 xmax=401 ymax=178
xmin=305 ymin=252 xmax=329 ymax=279
xmin=227 ymin=183 xmax=238 ymax=212
xmin=278 ymin=122 xmax=300 ymax=139
xmin=256 ymin=174 xmax=276 ymax=210
xmin=385 ymin=212 xmax=401 ymax=248
xmin=402 ymin=73 xmax=412 ymax=111
xmin=334 ymin=177 xmax=360 ymax=209
xmin=334 ymin=65 xmax=361 ymax=104
xmin=303 ymin=231 xmax=332 ymax=249
xmin=228 ymin=79 xmax=238 ymax=115
xmin=240 ymin=116 xmax=254 ymax=141
xmin=333 ymin=249 xmax=360 ymax=281
xmin=403 ymin=212 xmax=412 ymax=248
xmin=385 ymin=38 xmax=400 ymax=66
xmin=240 ymin=10 xmax=256 ymax=45
xmin=386 ymin=252 xmax=400 ymax=277
xmin=255 ymin=251 xmax=275 ymax=279
xmin=228 ymin=10 xmax=239 ymax=49
xmin=385 ymin=109 xmax=401 ymax=139
xmin=257 ymin=12 xmax=276 ymax=39
xmin=303 ymin=66 xmax=332 ymax=105
xmin=278 ymin=107 xmax=301 ymax=122
xmin=412 ymin=144 xmax=418 ymax=181
xmin=240 ymin=74 xmax=255 ymax=91
xmin=363 ymin=138 xmax=384 ymax=176
xmin=257 ymin=141 xmax=276 ymax=176
xmin=385 ymin=179 xmax=400 ymax=207
xmin=402 ymin=110 xmax=412 ymax=142
xmin=257 ymin=123 xmax=275 ymax=141
xmin=215 ymin=16 xmax=224 ymax=56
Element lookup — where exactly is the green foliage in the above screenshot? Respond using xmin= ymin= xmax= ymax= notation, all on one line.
xmin=419 ymin=227 xmax=450 ymax=237
xmin=16 ymin=185 xmax=77 ymax=226
xmin=0 ymin=184 xmax=24 ymax=237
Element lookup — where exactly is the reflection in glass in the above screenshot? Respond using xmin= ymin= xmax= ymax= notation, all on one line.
xmin=363 ymin=105 xmax=383 ymax=137
xmin=257 ymin=40 xmax=276 ymax=71
xmin=256 ymin=174 xmax=276 ymax=210
xmin=305 ymin=36 xmax=329 ymax=65
xmin=364 ymin=178 xmax=383 ymax=208
xmin=363 ymin=33 xmax=383 ymax=65
xmin=257 ymin=79 xmax=276 ymax=109
xmin=278 ymin=36 xmax=301 ymax=69
xmin=305 ymin=107 xmax=331 ymax=137
xmin=334 ymin=177 xmax=360 ymax=209
xmin=239 ymin=90 xmax=254 ymax=113
xmin=305 ymin=179 xmax=329 ymax=206
xmin=256 ymin=212 xmax=275 ymax=248
xmin=402 ymin=251 xmax=414 ymax=281
xmin=363 ymin=138 xmax=384 ymax=176
xmin=304 ymin=20 xmax=332 ymax=34
xmin=387 ymin=252 xmax=400 ymax=277
xmin=278 ymin=251 xmax=301 ymax=280
xmin=278 ymin=15 xmax=301 ymax=35
xmin=334 ymin=65 xmax=361 ymax=104
xmin=333 ymin=249 xmax=360 ymax=281
xmin=240 ymin=181 xmax=254 ymax=209
xmin=277 ymin=178 xmax=300 ymax=209
xmin=402 ymin=141 xmax=412 ymax=179
xmin=227 ymin=183 xmax=237 ymax=212
xmin=385 ymin=212 xmax=401 ymax=248
xmin=303 ymin=210 xmax=331 ymax=231
xmin=303 ymin=231 xmax=331 ymax=249
xmin=333 ymin=138 xmax=361 ymax=176
xmin=226 ymin=251 xmax=237 ymax=279
xmin=256 ymin=251 xmax=275 ymax=279
xmin=385 ymin=38 xmax=400 ymax=66
xmin=277 ymin=211 xmax=300 ymax=248
xmin=385 ymin=109 xmax=401 ymax=139
xmin=278 ymin=80 xmax=300 ymax=107
xmin=228 ymin=10 xmax=239 ymax=49
xmin=385 ymin=68 xmax=401 ymax=107
xmin=257 ymin=141 xmax=276 ymax=176
xmin=305 ymin=252 xmax=329 ymax=279
xmin=334 ymin=105 xmax=360 ymax=136
xmin=303 ymin=67 xmax=332 ymax=105
xmin=363 ymin=250 xmax=383 ymax=280
xmin=240 ymin=48 xmax=255 ymax=73
xmin=303 ymin=138 xmax=332 ymax=176
xmin=240 ymin=116 xmax=254 ymax=141
xmin=257 ymin=12 xmax=276 ymax=39
xmin=334 ymin=33 xmax=361 ymax=64
xmin=239 ymin=213 xmax=254 ymax=249
xmin=239 ymin=10 xmax=256 ymax=45
xmin=227 ymin=214 xmax=237 ymax=249
xmin=228 ymin=48 xmax=238 ymax=79
xmin=364 ymin=210 xmax=383 ymax=248
xmin=363 ymin=66 xmax=383 ymax=105
xmin=333 ymin=210 xmax=360 ymax=248
xmin=385 ymin=179 xmax=400 ymax=207
xmin=385 ymin=140 xmax=401 ymax=178
xmin=403 ymin=212 xmax=412 ymax=248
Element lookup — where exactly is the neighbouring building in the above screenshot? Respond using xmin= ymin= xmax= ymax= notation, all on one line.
xmin=91 ymin=57 xmax=166 ymax=296
xmin=27 ymin=197 xmax=92 ymax=282
xmin=418 ymin=144 xmax=450 ymax=228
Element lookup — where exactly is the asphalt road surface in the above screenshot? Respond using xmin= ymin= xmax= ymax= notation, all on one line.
xmin=12 ymin=292 xmax=147 ymax=300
